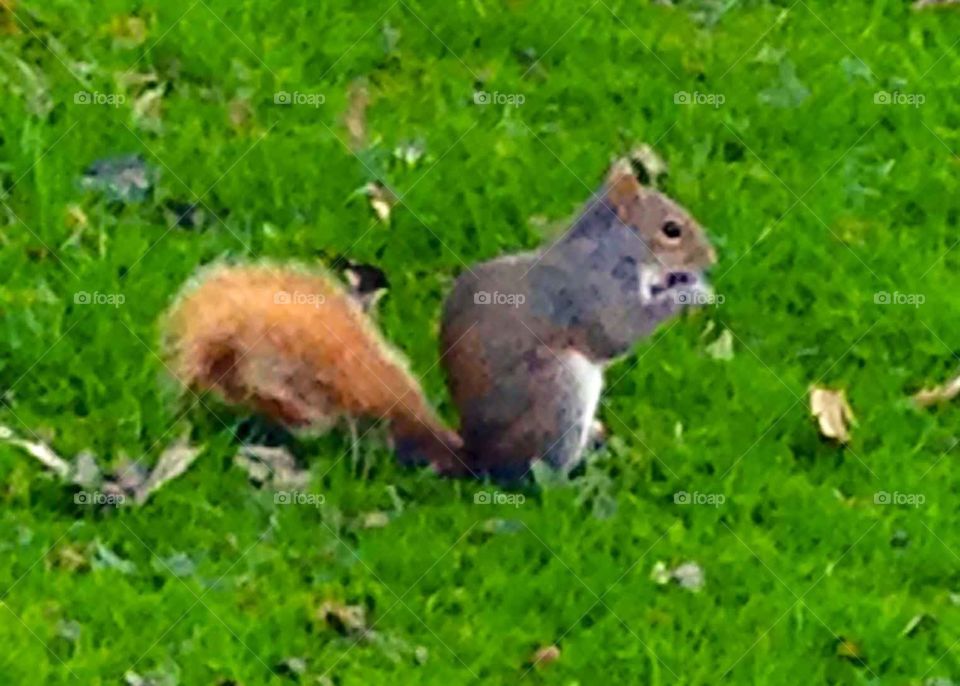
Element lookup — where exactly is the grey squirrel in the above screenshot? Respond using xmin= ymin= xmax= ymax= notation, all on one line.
xmin=165 ymin=159 xmax=715 ymax=480
xmin=440 ymin=159 xmax=715 ymax=479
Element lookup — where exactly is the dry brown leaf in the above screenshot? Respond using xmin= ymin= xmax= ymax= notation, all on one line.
xmin=363 ymin=182 xmax=395 ymax=223
xmin=234 ymin=444 xmax=310 ymax=491
xmin=913 ymin=374 xmax=960 ymax=407
xmin=809 ymin=386 xmax=855 ymax=443
xmin=913 ymin=0 xmax=960 ymax=8
xmin=359 ymin=511 xmax=390 ymax=529
xmin=317 ymin=601 xmax=370 ymax=638
xmin=628 ymin=144 xmax=669 ymax=184
xmin=530 ymin=645 xmax=560 ymax=668
xmin=65 ymin=204 xmax=89 ymax=229
xmin=228 ymin=96 xmax=254 ymax=130
xmin=0 ymin=425 xmax=71 ymax=478
xmin=0 ymin=0 xmax=19 ymax=35
xmin=108 ymin=15 xmax=148 ymax=48
xmin=345 ymin=80 xmax=369 ymax=150
xmin=134 ymin=439 xmax=201 ymax=504
xmin=132 ymin=86 xmax=164 ymax=132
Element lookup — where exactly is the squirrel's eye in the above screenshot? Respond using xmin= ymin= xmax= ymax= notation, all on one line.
xmin=662 ymin=221 xmax=682 ymax=240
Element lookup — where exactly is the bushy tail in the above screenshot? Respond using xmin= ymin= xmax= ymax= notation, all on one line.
xmin=164 ymin=262 xmax=471 ymax=475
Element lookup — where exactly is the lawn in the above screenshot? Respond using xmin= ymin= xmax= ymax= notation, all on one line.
xmin=1 ymin=0 xmax=959 ymax=683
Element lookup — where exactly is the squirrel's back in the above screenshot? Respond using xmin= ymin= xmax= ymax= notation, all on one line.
xmin=165 ymin=264 xmax=463 ymax=470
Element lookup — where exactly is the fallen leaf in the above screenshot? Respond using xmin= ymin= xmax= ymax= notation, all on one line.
xmin=393 ymin=139 xmax=425 ymax=167
xmin=671 ymin=561 xmax=705 ymax=591
xmin=112 ymin=458 xmax=150 ymax=494
xmin=706 ymin=329 xmax=734 ymax=360
xmin=228 ymin=96 xmax=254 ymax=130
xmin=628 ymin=144 xmax=668 ymax=185
xmin=108 ymin=15 xmax=148 ymax=49
xmin=836 ymin=637 xmax=865 ymax=661
xmin=92 ymin=541 xmax=137 ymax=575
xmin=650 ymin=560 xmax=705 ymax=591
xmin=134 ymin=440 xmax=201 ymax=504
xmin=72 ymin=451 xmax=102 ymax=489
xmin=913 ymin=374 xmax=960 ymax=407
xmin=65 ymin=203 xmax=89 ymax=229
xmin=151 ymin=552 xmax=196 ymax=578
xmin=0 ymin=425 xmax=71 ymax=478
xmin=359 ymin=511 xmax=390 ymax=529
xmin=809 ymin=386 xmax=855 ymax=443
xmin=235 ymin=444 xmax=310 ymax=491
xmin=8 ymin=57 xmax=53 ymax=117
xmin=317 ymin=601 xmax=370 ymax=638
xmin=0 ymin=1 xmax=19 ymax=36
xmin=53 ymin=544 xmax=90 ymax=573
xmin=362 ymin=182 xmax=395 ymax=223
xmin=345 ymin=80 xmax=369 ymax=151
xmin=81 ymin=154 xmax=154 ymax=204
xmin=56 ymin=619 xmax=81 ymax=643
xmin=132 ymin=85 xmax=165 ymax=132
xmin=276 ymin=657 xmax=307 ymax=677
xmin=530 ymin=645 xmax=560 ymax=668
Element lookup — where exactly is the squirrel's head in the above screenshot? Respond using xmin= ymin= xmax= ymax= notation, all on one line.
xmin=603 ymin=159 xmax=716 ymax=274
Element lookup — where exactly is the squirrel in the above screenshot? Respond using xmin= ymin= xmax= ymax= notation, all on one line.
xmin=163 ymin=159 xmax=715 ymax=480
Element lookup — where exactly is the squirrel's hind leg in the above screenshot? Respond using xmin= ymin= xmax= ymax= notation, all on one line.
xmin=461 ymin=350 xmax=604 ymax=482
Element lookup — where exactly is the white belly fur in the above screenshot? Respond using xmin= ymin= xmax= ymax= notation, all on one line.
xmin=561 ymin=351 xmax=604 ymax=450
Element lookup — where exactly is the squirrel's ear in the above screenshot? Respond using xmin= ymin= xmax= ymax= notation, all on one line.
xmin=604 ymin=158 xmax=642 ymax=220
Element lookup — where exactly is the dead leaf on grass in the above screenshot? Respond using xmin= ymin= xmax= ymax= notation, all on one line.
xmin=650 ymin=560 xmax=706 ymax=591
xmin=234 ymin=444 xmax=310 ymax=491
xmin=706 ymin=329 xmax=734 ymax=360
xmin=0 ymin=425 xmax=71 ymax=478
xmin=108 ymin=15 xmax=148 ymax=49
xmin=913 ymin=0 xmax=960 ymax=8
xmin=809 ymin=386 xmax=855 ymax=443
xmin=361 ymin=182 xmax=395 ymax=223
xmin=358 ymin=511 xmax=390 ymax=528
xmin=529 ymin=645 xmax=560 ymax=668
xmin=134 ymin=440 xmax=201 ymax=504
xmin=628 ymin=144 xmax=669 ymax=185
xmin=913 ymin=374 xmax=960 ymax=407
xmin=317 ymin=600 xmax=370 ymax=639
xmin=345 ymin=80 xmax=369 ymax=150
xmin=1 ymin=0 xmax=19 ymax=35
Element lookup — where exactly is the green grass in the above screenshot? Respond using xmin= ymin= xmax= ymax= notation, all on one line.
xmin=1 ymin=0 xmax=960 ymax=683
